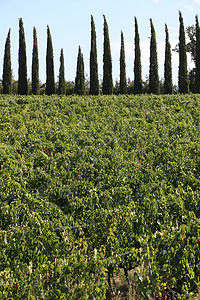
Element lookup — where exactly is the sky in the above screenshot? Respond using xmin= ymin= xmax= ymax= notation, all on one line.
xmin=0 ymin=0 xmax=200 ymax=86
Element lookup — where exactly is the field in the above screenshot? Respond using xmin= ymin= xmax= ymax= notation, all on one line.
xmin=0 ymin=94 xmax=199 ymax=299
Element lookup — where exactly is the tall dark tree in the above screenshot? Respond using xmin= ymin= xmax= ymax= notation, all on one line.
xmin=46 ymin=25 xmax=55 ymax=95
xmin=75 ymin=46 xmax=85 ymax=95
xmin=90 ymin=15 xmax=99 ymax=95
xmin=149 ymin=18 xmax=159 ymax=94
xmin=164 ymin=24 xmax=173 ymax=94
xmin=2 ymin=29 xmax=12 ymax=94
xmin=103 ymin=15 xmax=113 ymax=94
xmin=119 ymin=31 xmax=126 ymax=94
xmin=134 ymin=17 xmax=142 ymax=94
xmin=173 ymin=25 xmax=196 ymax=62
xmin=178 ymin=11 xmax=189 ymax=93
xmin=32 ymin=27 xmax=39 ymax=95
xmin=18 ymin=18 xmax=28 ymax=95
xmin=195 ymin=15 xmax=200 ymax=93
xmin=58 ymin=48 xmax=66 ymax=95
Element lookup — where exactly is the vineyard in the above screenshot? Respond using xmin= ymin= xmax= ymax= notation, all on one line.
xmin=0 ymin=94 xmax=199 ymax=299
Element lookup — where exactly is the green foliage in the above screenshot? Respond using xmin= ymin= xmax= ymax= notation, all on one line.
xmin=58 ymin=49 xmax=66 ymax=95
xmin=32 ymin=27 xmax=40 ymax=95
xmin=0 ymin=94 xmax=199 ymax=298
xmin=178 ymin=11 xmax=189 ymax=94
xmin=120 ymin=31 xmax=127 ymax=94
xmin=103 ymin=15 xmax=113 ymax=95
xmin=195 ymin=15 xmax=200 ymax=93
xmin=164 ymin=24 xmax=173 ymax=94
xmin=75 ymin=46 xmax=85 ymax=95
xmin=149 ymin=19 xmax=160 ymax=94
xmin=173 ymin=24 xmax=196 ymax=65
xmin=18 ymin=18 xmax=28 ymax=95
xmin=46 ymin=26 xmax=55 ymax=95
xmin=90 ymin=15 xmax=99 ymax=95
xmin=186 ymin=25 xmax=196 ymax=63
xmin=2 ymin=29 xmax=12 ymax=95
xmin=134 ymin=17 xmax=142 ymax=94
xmin=66 ymin=81 xmax=75 ymax=95
xmin=0 ymin=198 xmax=107 ymax=299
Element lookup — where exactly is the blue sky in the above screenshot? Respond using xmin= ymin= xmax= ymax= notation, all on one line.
xmin=1 ymin=0 xmax=200 ymax=85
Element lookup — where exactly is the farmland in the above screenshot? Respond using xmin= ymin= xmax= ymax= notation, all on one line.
xmin=0 ymin=94 xmax=199 ymax=299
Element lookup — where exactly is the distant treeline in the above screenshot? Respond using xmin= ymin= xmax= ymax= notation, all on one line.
xmin=1 ymin=12 xmax=200 ymax=95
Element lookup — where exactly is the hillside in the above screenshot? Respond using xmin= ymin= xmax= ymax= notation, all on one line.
xmin=0 ymin=94 xmax=199 ymax=299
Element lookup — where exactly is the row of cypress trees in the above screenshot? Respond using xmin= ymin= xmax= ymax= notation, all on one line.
xmin=2 ymin=12 xmax=199 ymax=95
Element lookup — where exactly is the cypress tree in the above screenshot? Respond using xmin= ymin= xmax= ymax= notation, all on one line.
xmin=75 ymin=46 xmax=85 ymax=95
xmin=58 ymin=48 xmax=66 ymax=95
xmin=149 ymin=18 xmax=159 ymax=94
xmin=178 ymin=11 xmax=189 ymax=93
xmin=18 ymin=18 xmax=28 ymax=95
xmin=46 ymin=25 xmax=55 ymax=95
xmin=195 ymin=15 xmax=200 ymax=93
xmin=90 ymin=15 xmax=99 ymax=95
xmin=134 ymin=17 xmax=142 ymax=94
xmin=103 ymin=15 xmax=113 ymax=94
xmin=2 ymin=29 xmax=12 ymax=94
xmin=32 ymin=27 xmax=39 ymax=95
xmin=164 ymin=24 xmax=173 ymax=94
xmin=119 ymin=31 xmax=126 ymax=94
